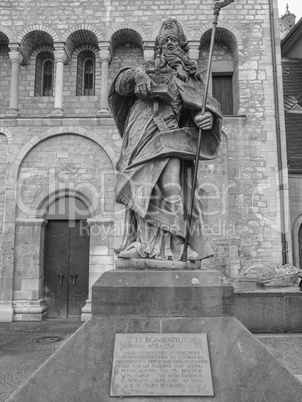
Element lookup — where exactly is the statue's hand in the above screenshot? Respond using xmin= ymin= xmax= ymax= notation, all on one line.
xmin=194 ymin=111 xmax=213 ymax=130
xmin=134 ymin=69 xmax=155 ymax=97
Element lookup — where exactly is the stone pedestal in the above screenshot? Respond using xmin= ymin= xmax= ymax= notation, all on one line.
xmin=92 ymin=269 xmax=233 ymax=317
xmin=8 ymin=268 xmax=302 ymax=401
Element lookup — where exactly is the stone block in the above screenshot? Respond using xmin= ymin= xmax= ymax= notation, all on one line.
xmin=88 ymin=264 xmax=105 ymax=274
xmin=0 ymin=301 xmax=14 ymax=322
xmin=90 ymin=245 xmax=109 ymax=255
xmin=235 ymin=289 xmax=302 ymax=332
xmin=90 ymin=255 xmax=112 ymax=265
xmin=92 ymin=270 xmax=234 ymax=318
xmin=13 ymin=290 xmax=32 ymax=299
xmin=21 ymin=278 xmax=40 ymax=291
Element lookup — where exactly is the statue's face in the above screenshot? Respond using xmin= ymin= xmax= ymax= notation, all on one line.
xmin=161 ymin=36 xmax=180 ymax=52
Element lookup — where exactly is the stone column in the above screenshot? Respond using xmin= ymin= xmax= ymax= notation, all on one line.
xmin=5 ymin=44 xmax=23 ymax=118
xmin=13 ymin=219 xmax=48 ymax=321
xmin=189 ymin=40 xmax=212 ymax=93
xmin=51 ymin=43 xmax=67 ymax=117
xmin=189 ymin=40 xmax=200 ymax=62
xmin=81 ymin=217 xmax=115 ymax=321
xmin=97 ymin=42 xmax=111 ymax=116
xmin=143 ymin=40 xmax=155 ymax=61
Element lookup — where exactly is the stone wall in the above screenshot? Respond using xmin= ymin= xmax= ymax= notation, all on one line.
xmin=17 ymin=133 xmax=114 ymax=219
xmin=0 ymin=0 xmax=289 ymax=320
xmin=109 ymin=44 xmax=143 ymax=87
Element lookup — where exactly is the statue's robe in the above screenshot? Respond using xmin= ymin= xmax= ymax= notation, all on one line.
xmin=109 ymin=62 xmax=223 ymax=260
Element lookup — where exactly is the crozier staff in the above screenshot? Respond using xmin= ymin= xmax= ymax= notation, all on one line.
xmin=109 ymin=18 xmax=222 ymax=261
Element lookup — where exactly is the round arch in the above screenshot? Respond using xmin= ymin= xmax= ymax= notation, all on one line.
xmin=200 ymin=26 xmax=238 ymax=56
xmin=18 ymin=28 xmax=56 ymax=64
xmin=292 ymin=213 xmax=302 ymax=267
xmin=0 ymin=30 xmax=10 ymax=45
xmin=31 ymin=45 xmax=54 ymax=58
xmin=197 ymin=22 xmax=241 ymax=49
xmin=73 ymin=44 xmax=99 ymax=57
xmin=0 ymin=27 xmax=14 ymax=44
xmin=62 ymin=24 xmax=102 ymax=43
xmin=12 ymin=129 xmax=117 ymax=220
xmin=221 ymin=125 xmax=231 ymax=139
xmin=64 ymin=29 xmax=99 ymax=57
xmin=0 ymin=127 xmax=13 ymax=144
xmin=106 ymin=23 xmax=146 ymax=43
xmin=9 ymin=127 xmax=117 ymax=167
xmin=36 ymin=188 xmax=93 ymax=219
xmin=109 ymin=28 xmax=144 ymax=54
xmin=17 ymin=25 xmax=59 ymax=43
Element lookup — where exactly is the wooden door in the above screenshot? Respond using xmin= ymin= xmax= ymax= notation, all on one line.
xmin=44 ymin=220 xmax=89 ymax=318
xmin=68 ymin=222 xmax=90 ymax=317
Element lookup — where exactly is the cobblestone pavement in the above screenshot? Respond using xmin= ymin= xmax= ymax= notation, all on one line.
xmin=256 ymin=333 xmax=302 ymax=381
xmin=0 ymin=319 xmax=83 ymax=402
xmin=0 ymin=320 xmax=302 ymax=401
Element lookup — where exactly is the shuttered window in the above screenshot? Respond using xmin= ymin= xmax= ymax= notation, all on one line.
xmin=212 ymin=74 xmax=233 ymax=115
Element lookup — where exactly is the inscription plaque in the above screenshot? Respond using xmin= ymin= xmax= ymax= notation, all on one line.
xmin=110 ymin=333 xmax=214 ymax=396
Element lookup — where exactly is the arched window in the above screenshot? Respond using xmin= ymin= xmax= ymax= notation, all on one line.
xmin=199 ymin=28 xmax=238 ymax=115
xmin=35 ymin=53 xmax=54 ymax=96
xmin=42 ymin=59 xmax=53 ymax=96
xmin=83 ymin=58 xmax=94 ymax=95
xmin=77 ymin=52 xmax=95 ymax=96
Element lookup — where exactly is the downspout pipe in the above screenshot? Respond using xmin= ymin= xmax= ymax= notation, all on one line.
xmin=269 ymin=0 xmax=288 ymax=264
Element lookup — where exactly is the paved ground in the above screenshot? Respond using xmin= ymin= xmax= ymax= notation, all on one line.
xmin=256 ymin=333 xmax=302 ymax=381
xmin=0 ymin=319 xmax=83 ymax=402
xmin=0 ymin=320 xmax=302 ymax=401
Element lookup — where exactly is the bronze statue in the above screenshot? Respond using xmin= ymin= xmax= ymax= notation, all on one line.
xmin=109 ymin=18 xmax=222 ymax=261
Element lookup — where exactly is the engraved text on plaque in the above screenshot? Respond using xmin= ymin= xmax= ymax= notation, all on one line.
xmin=110 ymin=333 xmax=214 ymax=396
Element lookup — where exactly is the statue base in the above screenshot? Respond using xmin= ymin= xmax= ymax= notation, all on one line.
xmin=8 ymin=269 xmax=302 ymax=401
xmin=115 ymin=257 xmax=203 ymax=270
xmin=92 ymin=269 xmax=233 ymax=317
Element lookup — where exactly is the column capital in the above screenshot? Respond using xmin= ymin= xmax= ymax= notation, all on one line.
xmin=16 ymin=218 xmax=48 ymax=227
xmin=8 ymin=43 xmax=23 ymax=64
xmin=53 ymin=42 xmax=68 ymax=63
xmin=143 ymin=40 xmax=155 ymax=60
xmin=98 ymin=41 xmax=112 ymax=62
xmin=188 ymin=40 xmax=200 ymax=61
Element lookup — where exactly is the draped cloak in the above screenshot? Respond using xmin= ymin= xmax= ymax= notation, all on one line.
xmin=109 ymin=63 xmax=223 ymax=260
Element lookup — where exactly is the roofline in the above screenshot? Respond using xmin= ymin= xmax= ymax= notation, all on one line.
xmin=281 ymin=17 xmax=302 ymax=54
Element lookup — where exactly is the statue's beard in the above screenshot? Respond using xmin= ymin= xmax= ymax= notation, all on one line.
xmin=161 ymin=44 xmax=199 ymax=82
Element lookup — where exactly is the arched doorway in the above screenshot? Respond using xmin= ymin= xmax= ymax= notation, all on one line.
xmin=44 ymin=196 xmax=90 ymax=318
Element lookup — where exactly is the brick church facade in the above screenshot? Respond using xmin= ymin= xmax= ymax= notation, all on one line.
xmin=0 ymin=0 xmax=289 ymax=321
